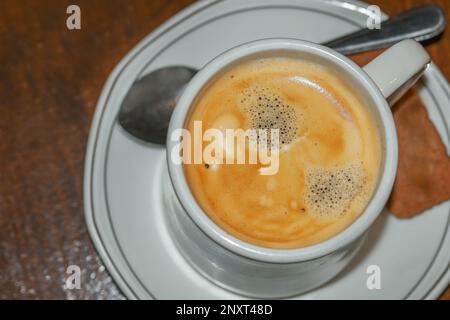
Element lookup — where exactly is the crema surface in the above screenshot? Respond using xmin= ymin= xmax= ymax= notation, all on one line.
xmin=184 ymin=57 xmax=381 ymax=248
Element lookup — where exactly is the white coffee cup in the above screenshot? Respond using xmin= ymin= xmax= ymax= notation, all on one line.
xmin=164 ymin=38 xmax=430 ymax=298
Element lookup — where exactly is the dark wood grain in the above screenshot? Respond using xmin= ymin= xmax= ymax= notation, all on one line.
xmin=0 ymin=0 xmax=195 ymax=300
xmin=0 ymin=0 xmax=448 ymax=300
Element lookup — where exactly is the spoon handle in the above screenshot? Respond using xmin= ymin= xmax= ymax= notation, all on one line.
xmin=323 ymin=4 xmax=447 ymax=55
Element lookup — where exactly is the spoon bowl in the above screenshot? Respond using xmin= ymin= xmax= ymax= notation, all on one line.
xmin=118 ymin=66 xmax=196 ymax=144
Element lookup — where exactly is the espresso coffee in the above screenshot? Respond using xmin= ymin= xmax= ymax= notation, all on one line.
xmin=183 ymin=57 xmax=381 ymax=249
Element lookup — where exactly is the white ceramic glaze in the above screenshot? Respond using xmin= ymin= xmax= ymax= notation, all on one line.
xmin=165 ymin=38 xmax=429 ymax=297
xmin=363 ymin=39 xmax=431 ymax=105
xmin=84 ymin=0 xmax=450 ymax=299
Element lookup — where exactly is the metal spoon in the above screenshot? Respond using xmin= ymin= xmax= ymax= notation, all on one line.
xmin=118 ymin=4 xmax=446 ymax=144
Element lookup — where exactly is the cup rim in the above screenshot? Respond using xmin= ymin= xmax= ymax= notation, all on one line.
xmin=166 ymin=38 xmax=398 ymax=263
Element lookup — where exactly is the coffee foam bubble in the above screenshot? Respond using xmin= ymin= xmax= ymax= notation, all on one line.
xmin=239 ymin=86 xmax=300 ymax=146
xmin=305 ymin=163 xmax=367 ymax=218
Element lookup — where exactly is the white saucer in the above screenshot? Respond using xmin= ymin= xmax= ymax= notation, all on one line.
xmin=84 ymin=0 xmax=450 ymax=299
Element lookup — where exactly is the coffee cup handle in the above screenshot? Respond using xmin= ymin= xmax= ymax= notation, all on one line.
xmin=362 ymin=39 xmax=430 ymax=106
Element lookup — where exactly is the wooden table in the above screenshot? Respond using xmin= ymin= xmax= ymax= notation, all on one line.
xmin=0 ymin=0 xmax=448 ymax=300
